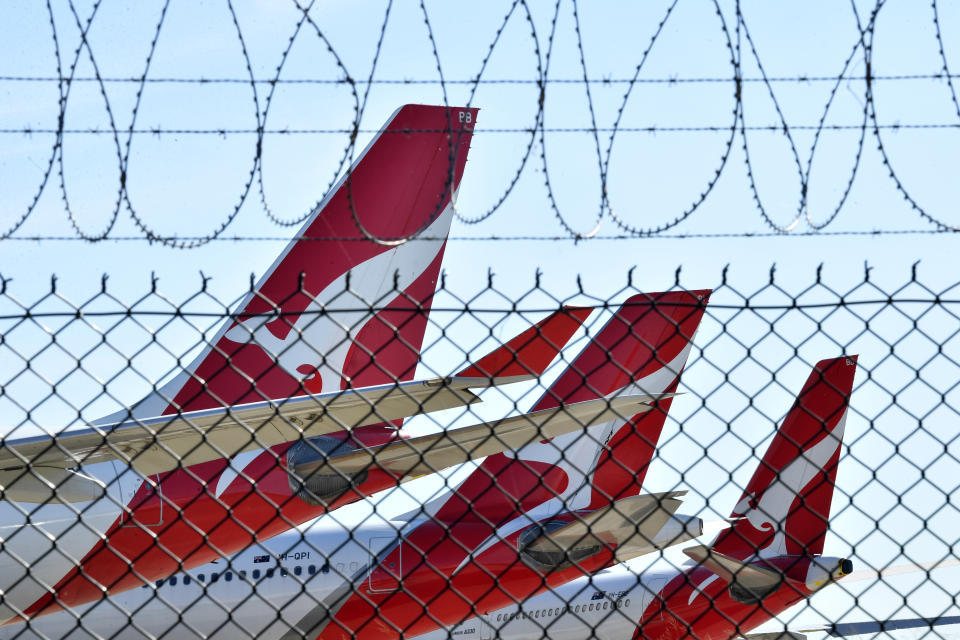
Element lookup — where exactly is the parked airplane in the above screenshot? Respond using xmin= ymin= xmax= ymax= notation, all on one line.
xmin=0 ymin=289 xmax=712 ymax=639
xmin=0 ymin=105 xmax=626 ymax=624
xmin=428 ymin=356 xmax=861 ymax=640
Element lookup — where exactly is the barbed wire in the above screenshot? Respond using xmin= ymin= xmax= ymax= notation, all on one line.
xmin=2 ymin=0 xmax=960 ymax=244
xmin=1 ymin=227 xmax=957 ymax=243
xmin=2 ymin=73 xmax=958 ymax=85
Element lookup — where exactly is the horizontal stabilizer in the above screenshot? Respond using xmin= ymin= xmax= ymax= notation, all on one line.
xmin=0 ymin=375 xmax=532 ymax=489
xmin=299 ymin=394 xmax=676 ymax=480
xmin=523 ymin=491 xmax=693 ymax=565
xmin=684 ymin=545 xmax=784 ymax=596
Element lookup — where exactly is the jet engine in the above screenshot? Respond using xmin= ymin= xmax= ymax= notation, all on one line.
xmin=286 ymin=435 xmax=369 ymax=507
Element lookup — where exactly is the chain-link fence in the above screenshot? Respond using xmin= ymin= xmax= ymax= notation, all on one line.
xmin=0 ymin=269 xmax=957 ymax=640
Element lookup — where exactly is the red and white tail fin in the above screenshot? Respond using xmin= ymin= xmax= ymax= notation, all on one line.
xmin=711 ymin=356 xmax=858 ymax=559
xmin=106 ymin=105 xmax=477 ymax=421
xmin=427 ymin=289 xmax=711 ymax=525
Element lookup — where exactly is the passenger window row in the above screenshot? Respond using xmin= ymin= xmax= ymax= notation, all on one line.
xmin=142 ymin=563 xmax=332 ymax=589
xmin=494 ymin=598 xmax=630 ymax=622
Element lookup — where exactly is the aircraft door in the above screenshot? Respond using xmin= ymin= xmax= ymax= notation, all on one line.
xmin=640 ymin=578 xmax=666 ymax=620
xmin=113 ymin=464 xmax=164 ymax=527
xmin=478 ymin=617 xmax=495 ymax=640
xmin=367 ymin=536 xmax=402 ymax=592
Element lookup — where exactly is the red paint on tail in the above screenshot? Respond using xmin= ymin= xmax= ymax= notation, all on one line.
xmin=712 ymin=356 xmax=858 ymax=558
xmin=430 ymin=290 xmax=711 ymax=527
xmin=113 ymin=105 xmax=477 ymax=419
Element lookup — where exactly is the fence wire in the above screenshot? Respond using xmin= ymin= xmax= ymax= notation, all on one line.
xmin=0 ymin=270 xmax=957 ymax=640
xmin=3 ymin=0 xmax=960 ymax=242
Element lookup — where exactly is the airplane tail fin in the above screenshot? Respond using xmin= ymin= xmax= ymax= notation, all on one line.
xmin=430 ymin=289 xmax=711 ymax=523
xmin=108 ymin=105 xmax=477 ymax=422
xmin=711 ymin=356 xmax=858 ymax=558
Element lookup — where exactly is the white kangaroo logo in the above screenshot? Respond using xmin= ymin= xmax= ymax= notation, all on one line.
xmin=222 ymin=207 xmax=452 ymax=393
xmin=453 ymin=343 xmax=694 ymax=569
xmin=733 ymin=410 xmax=847 ymax=557
xmin=503 ymin=340 xmax=693 ymax=512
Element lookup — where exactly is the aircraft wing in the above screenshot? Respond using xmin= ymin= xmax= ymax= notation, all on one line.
xmin=523 ymin=491 xmax=692 ymax=563
xmin=0 ymin=375 xmax=530 ymax=480
xmin=292 ymin=393 xmax=678 ymax=480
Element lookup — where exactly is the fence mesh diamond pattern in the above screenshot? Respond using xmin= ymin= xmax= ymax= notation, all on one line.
xmin=0 ymin=271 xmax=957 ymax=639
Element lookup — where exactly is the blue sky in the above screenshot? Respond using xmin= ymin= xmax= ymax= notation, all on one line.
xmin=2 ymin=0 xmax=960 ymax=634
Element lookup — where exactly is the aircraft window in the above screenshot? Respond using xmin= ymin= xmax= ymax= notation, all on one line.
xmin=210 ymin=573 xmax=219 ymax=583
xmin=603 ymin=601 xmax=609 ymax=610
xmin=225 ymin=572 xmax=233 ymax=582
xmin=625 ymin=599 xmax=631 ymax=607
xmin=240 ymin=571 xmax=246 ymax=579
xmin=199 ymin=574 xmax=205 ymax=582
xmin=294 ymin=566 xmax=302 ymax=576
xmin=321 ymin=563 xmax=331 ymax=574
xmin=155 ymin=580 xmax=163 ymax=588
xmin=556 ymin=608 xmax=561 ymax=616
xmin=183 ymin=576 xmax=191 ymax=586
xmin=308 ymin=565 xmax=316 ymax=575
xmin=616 ymin=599 xmax=622 ymax=608
xmin=547 ymin=609 xmax=552 ymax=617
xmin=266 ymin=568 xmax=274 ymax=578
xmin=496 ymin=614 xmax=501 ymax=622
xmin=281 ymin=568 xmax=288 ymax=577
xmin=590 ymin=603 xmax=596 ymax=612
xmin=169 ymin=577 xmax=177 ymax=587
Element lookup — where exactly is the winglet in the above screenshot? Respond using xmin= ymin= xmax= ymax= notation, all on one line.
xmin=456 ymin=306 xmax=592 ymax=379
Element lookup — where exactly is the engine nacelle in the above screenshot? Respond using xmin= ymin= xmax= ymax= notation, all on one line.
xmin=286 ymin=435 xmax=368 ymax=507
